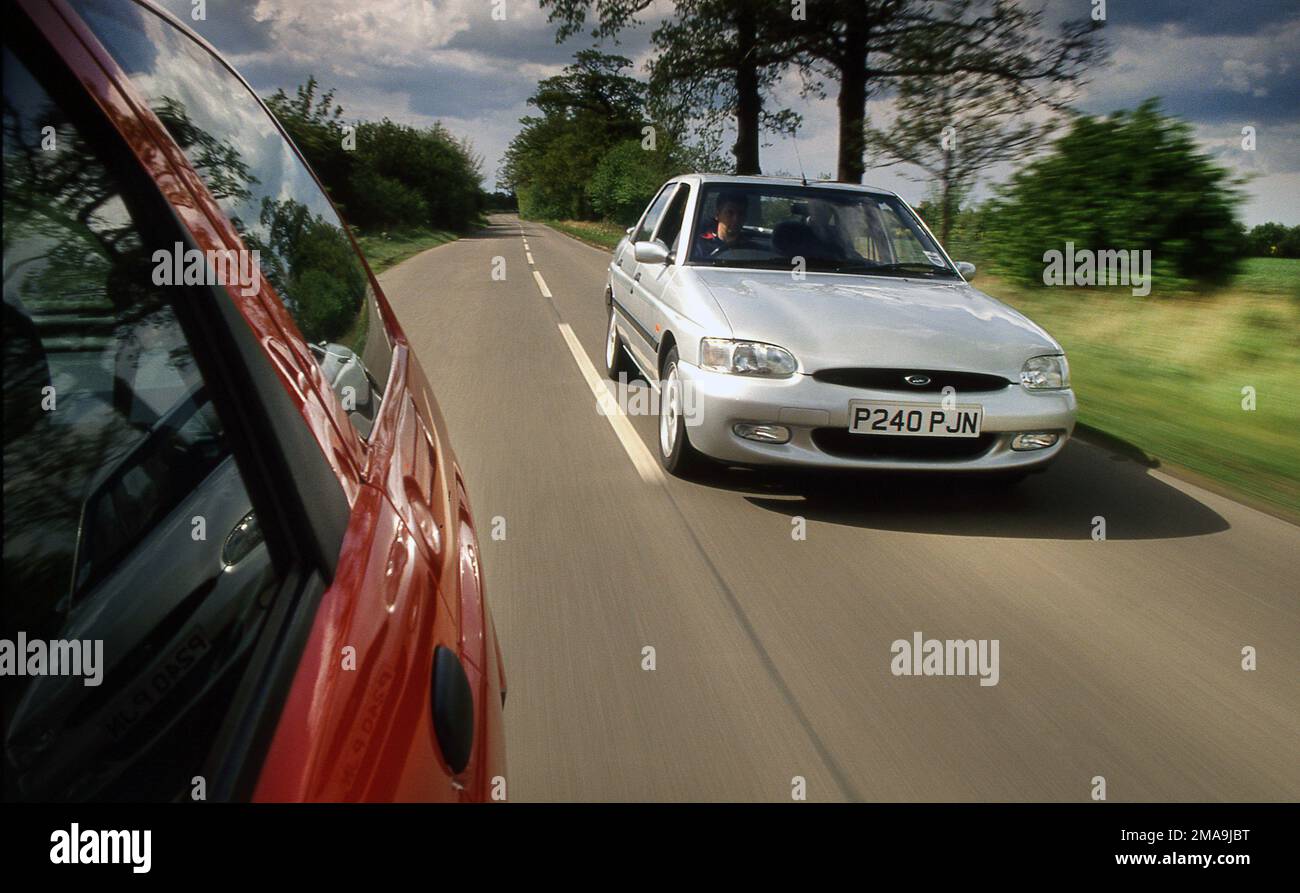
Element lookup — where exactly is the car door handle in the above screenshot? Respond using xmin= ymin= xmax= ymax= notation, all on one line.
xmin=633 ymin=272 xmax=642 ymax=282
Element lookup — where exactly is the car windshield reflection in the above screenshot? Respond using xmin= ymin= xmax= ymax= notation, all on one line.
xmin=688 ymin=183 xmax=959 ymax=279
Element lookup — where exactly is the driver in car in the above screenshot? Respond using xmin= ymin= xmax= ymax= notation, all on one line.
xmin=695 ymin=191 xmax=755 ymax=257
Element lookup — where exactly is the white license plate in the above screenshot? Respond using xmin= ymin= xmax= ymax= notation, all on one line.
xmin=848 ymin=400 xmax=983 ymax=438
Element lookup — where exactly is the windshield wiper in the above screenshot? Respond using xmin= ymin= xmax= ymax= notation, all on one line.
xmin=839 ymin=262 xmax=956 ymax=278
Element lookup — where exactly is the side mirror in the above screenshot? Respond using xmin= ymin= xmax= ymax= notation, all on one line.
xmin=626 ymin=227 xmax=635 ymax=236
xmin=634 ymin=240 xmax=671 ymax=265
xmin=312 ymin=342 xmax=378 ymax=437
xmin=955 ymin=261 xmax=977 ymax=280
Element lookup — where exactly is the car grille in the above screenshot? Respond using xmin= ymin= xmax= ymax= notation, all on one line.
xmin=811 ymin=367 xmax=1010 ymax=393
xmin=812 ymin=428 xmax=997 ymax=461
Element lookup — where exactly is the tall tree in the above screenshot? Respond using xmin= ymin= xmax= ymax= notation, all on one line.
xmin=538 ymin=0 xmax=797 ymax=174
xmin=794 ymin=0 xmax=1102 ymax=183
xmin=647 ymin=0 xmax=798 ymax=174
xmin=862 ymin=70 xmax=1053 ymax=243
xmin=501 ymin=50 xmax=646 ymax=218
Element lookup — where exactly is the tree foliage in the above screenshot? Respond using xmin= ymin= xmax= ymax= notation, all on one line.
xmin=646 ymin=0 xmax=800 ymax=174
xmin=540 ymin=0 xmax=798 ymax=175
xmin=587 ymin=138 xmax=690 ymax=225
xmin=982 ymin=100 xmax=1244 ymax=287
xmin=864 ymin=68 xmax=1055 ymax=244
xmin=793 ymin=0 xmax=1103 ymax=182
xmin=501 ymin=51 xmax=647 ymax=219
xmin=265 ymin=77 xmax=484 ymax=233
xmin=1244 ymin=222 xmax=1300 ymax=258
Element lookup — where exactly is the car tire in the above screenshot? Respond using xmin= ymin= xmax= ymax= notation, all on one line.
xmin=657 ymin=346 xmax=707 ymax=477
xmin=604 ymin=300 xmax=635 ymax=382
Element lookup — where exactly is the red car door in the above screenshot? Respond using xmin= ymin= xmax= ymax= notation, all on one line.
xmin=21 ymin=0 xmax=506 ymax=801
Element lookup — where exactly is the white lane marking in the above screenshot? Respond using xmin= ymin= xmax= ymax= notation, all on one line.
xmin=532 ymin=270 xmax=552 ymax=298
xmin=527 ymin=252 xmax=534 ymax=265
xmin=557 ymin=323 xmax=664 ymax=485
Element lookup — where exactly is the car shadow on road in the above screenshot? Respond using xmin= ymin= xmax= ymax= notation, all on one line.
xmin=692 ymin=440 xmax=1230 ymax=541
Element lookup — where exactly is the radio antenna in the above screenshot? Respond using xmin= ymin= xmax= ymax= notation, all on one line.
xmin=792 ymin=133 xmax=808 ymax=186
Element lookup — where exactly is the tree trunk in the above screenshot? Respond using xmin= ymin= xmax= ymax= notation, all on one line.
xmin=836 ymin=31 xmax=868 ymax=182
xmin=733 ymin=5 xmax=761 ymax=175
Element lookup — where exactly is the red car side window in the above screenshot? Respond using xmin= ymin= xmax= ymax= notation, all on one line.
xmin=2 ymin=37 xmax=282 ymax=801
xmin=71 ymin=0 xmax=393 ymax=439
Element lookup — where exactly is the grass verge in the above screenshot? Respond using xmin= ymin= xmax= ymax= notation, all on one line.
xmin=354 ymin=226 xmax=458 ymax=274
xmin=542 ymin=218 xmax=627 ymax=251
xmin=978 ymin=257 xmax=1299 ymax=520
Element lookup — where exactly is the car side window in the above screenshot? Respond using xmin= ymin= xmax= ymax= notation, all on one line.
xmin=653 ymin=186 xmax=691 ymax=255
xmin=3 ymin=36 xmax=281 ymax=800
xmin=634 ymin=185 xmax=677 ymax=243
xmin=71 ymin=0 xmax=391 ymax=439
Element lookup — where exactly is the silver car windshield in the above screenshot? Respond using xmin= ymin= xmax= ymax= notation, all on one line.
xmin=688 ymin=183 xmax=958 ymax=279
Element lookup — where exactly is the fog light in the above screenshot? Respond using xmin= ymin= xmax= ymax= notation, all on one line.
xmin=734 ymin=423 xmax=791 ymax=444
xmin=1011 ymin=432 xmax=1059 ymax=451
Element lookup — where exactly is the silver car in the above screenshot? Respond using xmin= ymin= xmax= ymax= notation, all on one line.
xmin=603 ymin=174 xmax=1076 ymax=480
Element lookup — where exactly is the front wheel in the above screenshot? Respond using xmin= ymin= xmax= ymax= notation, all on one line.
xmin=657 ymin=347 xmax=707 ymax=477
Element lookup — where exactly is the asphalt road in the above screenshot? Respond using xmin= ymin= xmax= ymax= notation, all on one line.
xmin=379 ymin=213 xmax=1300 ymax=802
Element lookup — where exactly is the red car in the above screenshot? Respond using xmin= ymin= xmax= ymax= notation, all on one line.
xmin=2 ymin=0 xmax=506 ymax=801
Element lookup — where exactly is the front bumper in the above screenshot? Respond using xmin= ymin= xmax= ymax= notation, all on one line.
xmin=675 ymin=361 xmax=1076 ymax=472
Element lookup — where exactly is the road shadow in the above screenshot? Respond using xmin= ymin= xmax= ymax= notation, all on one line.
xmin=455 ymin=218 xmax=524 ymax=241
xmin=689 ymin=439 xmax=1229 ymax=541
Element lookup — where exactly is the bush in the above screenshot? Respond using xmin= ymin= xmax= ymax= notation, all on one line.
xmin=588 ymin=139 xmax=688 ymax=226
xmin=502 ymin=52 xmax=649 ymax=222
xmin=1244 ymin=222 xmax=1300 ymax=258
xmin=353 ymin=120 xmax=483 ymax=232
xmin=346 ymin=168 xmax=430 ymax=231
xmin=982 ymin=100 xmax=1244 ymax=288
xmin=267 ymin=80 xmax=484 ymax=234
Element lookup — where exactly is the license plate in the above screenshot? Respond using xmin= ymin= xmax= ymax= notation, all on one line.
xmin=848 ymin=400 xmax=983 ymax=438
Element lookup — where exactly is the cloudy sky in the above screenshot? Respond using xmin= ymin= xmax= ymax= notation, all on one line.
xmin=159 ymin=0 xmax=1299 ymax=225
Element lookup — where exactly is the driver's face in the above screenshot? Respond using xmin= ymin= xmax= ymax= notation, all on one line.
xmin=716 ymin=202 xmax=744 ymax=240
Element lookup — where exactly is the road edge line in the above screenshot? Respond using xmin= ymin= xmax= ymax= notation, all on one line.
xmin=556 ymin=323 xmax=664 ymax=485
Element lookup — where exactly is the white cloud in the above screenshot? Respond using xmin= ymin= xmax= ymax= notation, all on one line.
xmin=1219 ymin=59 xmax=1271 ymax=97
xmin=242 ymin=0 xmax=556 ymax=77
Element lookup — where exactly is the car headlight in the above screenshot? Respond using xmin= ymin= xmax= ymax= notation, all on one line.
xmin=1020 ymin=354 xmax=1070 ymax=390
xmin=700 ymin=338 xmax=798 ymax=376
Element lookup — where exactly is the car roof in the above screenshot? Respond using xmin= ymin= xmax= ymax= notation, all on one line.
xmin=671 ymin=173 xmax=902 ymax=199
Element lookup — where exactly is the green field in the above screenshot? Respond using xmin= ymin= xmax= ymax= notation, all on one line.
xmin=542 ymin=218 xmax=1298 ymax=518
xmin=978 ymin=256 xmax=1299 ymax=518
xmin=354 ymin=226 xmax=458 ymax=274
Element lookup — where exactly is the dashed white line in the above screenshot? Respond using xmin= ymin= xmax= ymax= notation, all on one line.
xmin=527 ymin=252 xmax=534 ymax=265
xmin=557 ymin=323 xmax=664 ymax=484
xmin=532 ymin=270 xmax=551 ymax=298
xmin=532 ymin=248 xmax=661 ymax=484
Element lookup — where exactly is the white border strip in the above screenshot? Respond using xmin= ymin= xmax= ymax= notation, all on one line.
xmin=532 ymin=270 xmax=552 ymax=298
xmin=557 ymin=323 xmax=664 ymax=484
